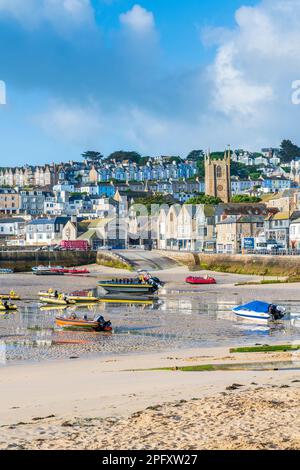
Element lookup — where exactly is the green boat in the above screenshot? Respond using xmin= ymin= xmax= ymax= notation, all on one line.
xmin=98 ymin=280 xmax=159 ymax=295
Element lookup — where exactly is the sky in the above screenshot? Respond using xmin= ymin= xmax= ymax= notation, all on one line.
xmin=0 ymin=0 xmax=300 ymax=166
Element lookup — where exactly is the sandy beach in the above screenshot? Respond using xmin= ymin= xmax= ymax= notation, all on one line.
xmin=0 ymin=264 xmax=300 ymax=449
xmin=0 ymin=346 xmax=299 ymax=450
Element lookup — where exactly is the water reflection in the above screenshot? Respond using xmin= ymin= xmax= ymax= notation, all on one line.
xmin=0 ymin=295 xmax=300 ymax=365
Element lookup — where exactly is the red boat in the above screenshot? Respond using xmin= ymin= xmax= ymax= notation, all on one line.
xmin=51 ymin=267 xmax=90 ymax=275
xmin=185 ymin=276 xmax=216 ymax=285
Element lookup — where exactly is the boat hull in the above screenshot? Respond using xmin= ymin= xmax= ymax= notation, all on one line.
xmin=98 ymin=283 xmax=157 ymax=295
xmin=68 ymin=296 xmax=99 ymax=303
xmin=40 ymin=297 xmax=76 ymax=306
xmin=34 ymin=271 xmax=64 ymax=276
xmin=55 ymin=317 xmax=112 ymax=332
xmin=232 ymin=308 xmax=270 ymax=321
xmin=0 ymin=304 xmax=18 ymax=312
xmin=51 ymin=268 xmax=90 ymax=275
xmin=0 ymin=294 xmax=21 ymax=300
xmin=185 ymin=277 xmax=216 ymax=285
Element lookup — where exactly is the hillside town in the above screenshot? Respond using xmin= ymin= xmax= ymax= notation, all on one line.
xmin=1 ymin=144 xmax=300 ymax=254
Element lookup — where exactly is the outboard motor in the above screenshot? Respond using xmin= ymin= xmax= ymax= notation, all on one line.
xmin=151 ymin=276 xmax=165 ymax=287
xmin=269 ymin=304 xmax=285 ymax=320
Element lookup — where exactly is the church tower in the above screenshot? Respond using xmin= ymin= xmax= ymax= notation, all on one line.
xmin=205 ymin=147 xmax=231 ymax=203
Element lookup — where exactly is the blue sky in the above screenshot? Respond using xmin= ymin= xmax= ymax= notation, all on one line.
xmin=0 ymin=0 xmax=299 ymax=166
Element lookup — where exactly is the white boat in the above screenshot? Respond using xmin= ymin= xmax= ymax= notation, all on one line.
xmin=32 ymin=265 xmax=64 ymax=275
xmin=0 ymin=269 xmax=14 ymax=274
xmin=232 ymin=301 xmax=285 ymax=322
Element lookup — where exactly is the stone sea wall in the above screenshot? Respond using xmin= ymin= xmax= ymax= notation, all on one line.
xmin=155 ymin=250 xmax=300 ymax=277
xmin=0 ymin=250 xmax=97 ymax=272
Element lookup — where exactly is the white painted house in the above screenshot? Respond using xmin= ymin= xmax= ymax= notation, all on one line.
xmin=25 ymin=217 xmax=70 ymax=245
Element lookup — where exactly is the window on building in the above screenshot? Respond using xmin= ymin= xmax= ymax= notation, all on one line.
xmin=216 ymin=166 xmax=222 ymax=178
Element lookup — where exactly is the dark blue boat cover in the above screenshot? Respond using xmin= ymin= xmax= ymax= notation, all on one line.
xmin=234 ymin=301 xmax=270 ymax=313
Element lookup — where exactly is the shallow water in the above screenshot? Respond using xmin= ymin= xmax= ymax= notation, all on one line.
xmin=1 ymin=292 xmax=300 ymax=365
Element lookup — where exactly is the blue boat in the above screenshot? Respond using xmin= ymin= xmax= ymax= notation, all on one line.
xmin=0 ymin=268 xmax=14 ymax=274
xmin=232 ymin=301 xmax=285 ymax=322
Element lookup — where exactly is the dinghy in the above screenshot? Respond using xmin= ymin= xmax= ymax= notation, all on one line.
xmin=39 ymin=296 xmax=76 ymax=306
xmin=0 ymin=291 xmax=21 ymax=300
xmin=0 ymin=304 xmax=18 ymax=312
xmin=185 ymin=276 xmax=216 ymax=285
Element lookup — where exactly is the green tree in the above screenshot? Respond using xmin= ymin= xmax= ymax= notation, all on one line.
xmin=185 ymin=194 xmax=222 ymax=205
xmin=82 ymin=151 xmax=103 ymax=162
xmin=186 ymin=150 xmax=204 ymax=161
xmin=106 ymin=151 xmax=142 ymax=164
xmin=134 ymin=194 xmax=175 ymax=212
xmin=231 ymin=195 xmax=262 ymax=203
xmin=230 ymin=161 xmax=262 ymax=179
xmin=279 ymin=140 xmax=300 ymax=163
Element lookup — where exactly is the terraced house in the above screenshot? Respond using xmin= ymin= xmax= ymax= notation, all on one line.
xmin=157 ymin=204 xmax=216 ymax=252
xmin=25 ymin=217 xmax=70 ymax=245
xmin=0 ymin=188 xmax=20 ymax=214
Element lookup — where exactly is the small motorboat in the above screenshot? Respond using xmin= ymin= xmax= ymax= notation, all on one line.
xmin=185 ymin=276 xmax=216 ymax=285
xmin=34 ymin=270 xmax=64 ymax=276
xmin=51 ymin=267 xmax=90 ymax=275
xmin=98 ymin=281 xmax=158 ymax=295
xmin=55 ymin=316 xmax=112 ymax=332
xmin=232 ymin=301 xmax=286 ymax=322
xmin=0 ymin=303 xmax=18 ymax=312
xmin=98 ymin=273 xmax=162 ymax=295
xmin=0 ymin=268 xmax=14 ymax=274
xmin=39 ymin=296 xmax=76 ymax=306
xmin=0 ymin=291 xmax=21 ymax=300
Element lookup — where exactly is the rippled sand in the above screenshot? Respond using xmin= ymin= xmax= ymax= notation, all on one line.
xmin=1 ymin=383 xmax=299 ymax=450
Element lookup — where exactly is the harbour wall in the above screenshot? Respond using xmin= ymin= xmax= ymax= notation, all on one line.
xmin=155 ymin=250 xmax=300 ymax=277
xmin=0 ymin=250 xmax=97 ymax=272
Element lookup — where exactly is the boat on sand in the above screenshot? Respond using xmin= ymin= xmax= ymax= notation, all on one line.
xmin=56 ymin=316 xmax=112 ymax=332
xmin=98 ymin=273 xmax=163 ymax=295
xmin=185 ymin=276 xmax=216 ymax=285
xmin=232 ymin=301 xmax=285 ymax=322
xmin=0 ymin=291 xmax=21 ymax=300
xmin=0 ymin=304 xmax=18 ymax=312
xmin=39 ymin=296 xmax=76 ymax=306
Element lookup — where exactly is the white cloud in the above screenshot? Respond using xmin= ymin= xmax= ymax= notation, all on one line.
xmin=212 ymin=42 xmax=274 ymax=116
xmin=8 ymin=0 xmax=300 ymax=158
xmin=119 ymin=4 xmax=155 ymax=34
xmin=0 ymin=0 xmax=94 ymax=30
xmin=206 ymin=0 xmax=300 ymax=147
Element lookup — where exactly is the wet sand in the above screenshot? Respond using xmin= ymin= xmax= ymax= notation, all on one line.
xmin=1 ymin=264 xmax=300 ymax=302
xmin=1 ymin=265 xmax=300 ymax=449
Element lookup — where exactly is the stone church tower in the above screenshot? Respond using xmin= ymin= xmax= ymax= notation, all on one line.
xmin=205 ymin=147 xmax=231 ymax=203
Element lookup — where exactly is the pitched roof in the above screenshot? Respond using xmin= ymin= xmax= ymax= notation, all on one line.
xmin=270 ymin=211 xmax=290 ymax=220
xmin=0 ymin=218 xmax=25 ymax=224
xmin=88 ymin=218 xmax=114 ymax=228
xmin=77 ymin=229 xmax=103 ymax=241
